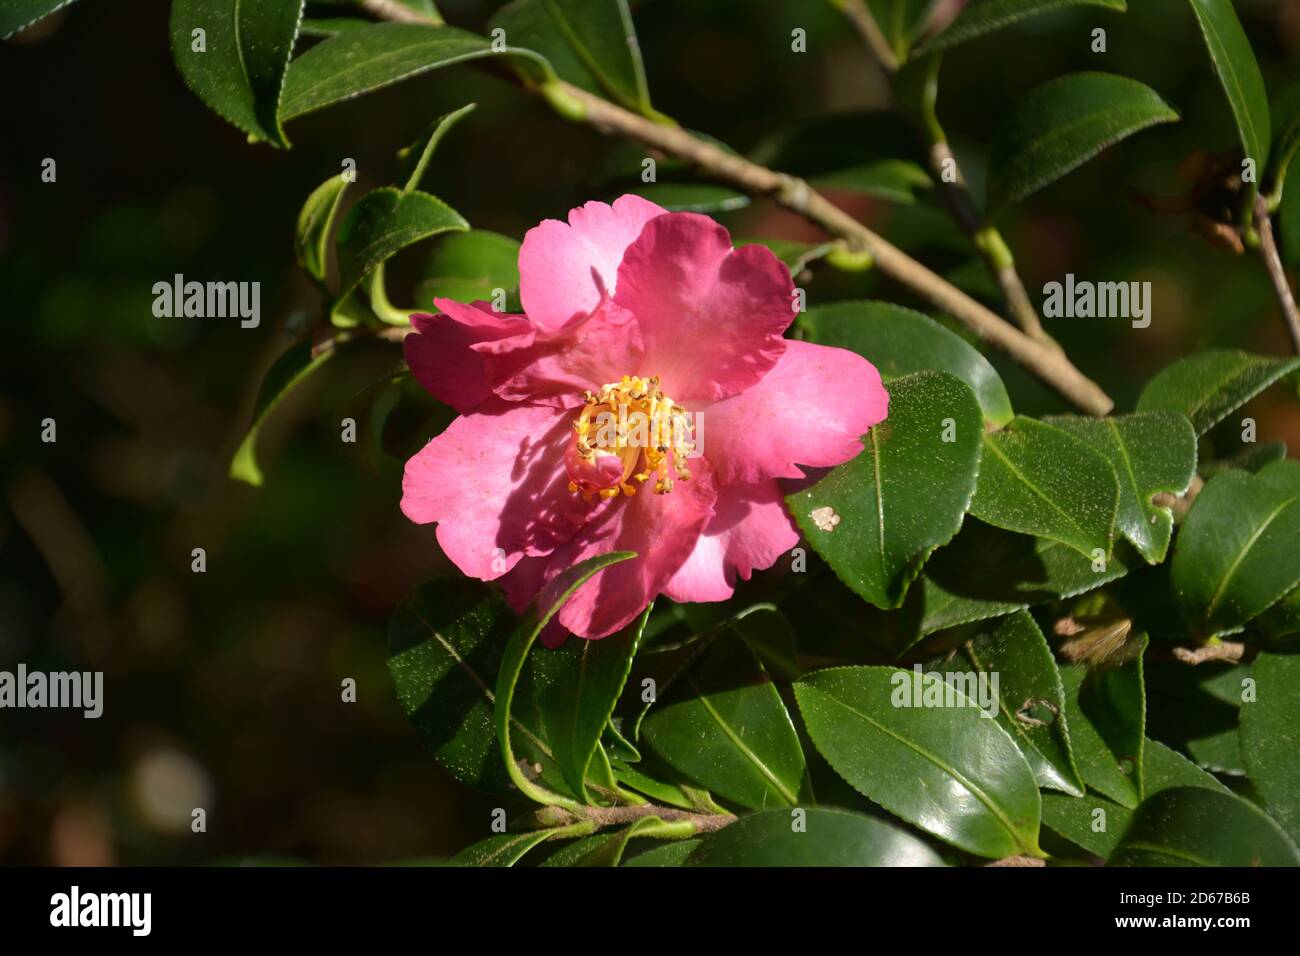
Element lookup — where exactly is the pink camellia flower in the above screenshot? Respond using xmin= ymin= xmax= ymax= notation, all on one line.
xmin=401 ymin=195 xmax=889 ymax=640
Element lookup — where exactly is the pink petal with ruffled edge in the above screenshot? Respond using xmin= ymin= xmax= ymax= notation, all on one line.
xmin=613 ymin=212 xmax=792 ymax=403
xmin=663 ymin=480 xmax=799 ymax=603
xmin=700 ymin=339 xmax=888 ymax=484
xmin=517 ymin=195 xmax=667 ymax=331
xmin=401 ymin=399 xmax=604 ymax=580
xmin=403 ymin=301 xmax=532 ymax=414
xmin=477 ymin=299 xmax=644 ymax=407
xmin=511 ymin=456 xmax=718 ymax=639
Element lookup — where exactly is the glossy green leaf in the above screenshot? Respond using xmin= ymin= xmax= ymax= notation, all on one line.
xmin=449 ymin=829 xmax=553 ymax=867
xmin=416 ymin=230 xmax=520 ymax=306
xmin=686 ymin=808 xmax=946 ymax=867
xmin=799 ymin=301 xmax=1013 ymax=426
xmin=1200 ymin=439 xmax=1287 ymax=479
xmin=811 ymin=159 xmax=932 ymax=204
xmin=530 ymin=605 xmax=651 ymax=801
xmin=1044 ymin=412 xmax=1197 ymax=564
xmin=1172 ymin=460 xmax=1300 ymax=637
xmin=1060 ymin=643 xmax=1147 ymax=808
xmin=1136 ymin=349 xmax=1300 ymax=435
xmin=1042 ymin=738 xmax=1229 ymax=859
xmin=1239 ymin=652 xmax=1300 ymax=844
xmin=906 ymin=520 xmax=1136 ymax=642
xmin=1145 ymin=660 xmax=1248 ymax=775
xmin=627 ymin=183 xmax=750 ymax=214
xmin=335 ymin=186 xmax=468 ymax=308
xmin=1257 ymin=584 xmax=1300 ymax=640
xmin=229 ymin=342 xmax=333 ymax=487
xmin=489 ymin=0 xmax=651 ymax=114
xmin=1185 ymin=0 xmax=1271 ymax=172
xmin=970 ymin=416 xmax=1120 ymax=557
xmin=494 ymin=551 xmax=637 ymax=808
xmin=917 ymin=0 xmax=1127 ymax=56
xmin=938 ymin=611 xmax=1083 ymax=795
xmin=279 ymin=23 xmax=550 ymax=123
xmin=388 ymin=577 xmax=568 ymax=798
xmin=1 ymin=0 xmax=82 ymax=38
xmin=989 ymin=72 xmax=1178 ymax=208
xmin=1109 ymin=787 xmax=1300 ymax=866
xmin=795 ymin=666 xmax=1042 ymax=858
xmin=622 ymin=838 xmax=701 ymax=867
xmin=788 ymin=371 xmax=982 ymax=610
xmin=169 ymin=0 xmax=304 ymax=148
xmin=642 ymin=635 xmax=808 ymax=811
xmin=294 ymin=173 xmax=350 ymax=287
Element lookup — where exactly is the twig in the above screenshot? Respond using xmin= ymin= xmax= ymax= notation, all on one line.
xmin=531 ymin=803 xmax=737 ymax=834
xmin=1172 ymin=641 xmax=1245 ymax=666
xmin=361 ymin=4 xmax=1114 ymax=415
xmin=833 ymin=0 xmax=899 ymax=73
xmin=985 ymin=855 xmax=1047 ymax=867
xmin=1152 ymin=474 xmax=1204 ymax=523
xmin=1254 ymin=195 xmax=1300 ymax=354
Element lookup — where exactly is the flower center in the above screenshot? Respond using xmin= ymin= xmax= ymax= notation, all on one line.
xmin=566 ymin=375 xmax=695 ymax=500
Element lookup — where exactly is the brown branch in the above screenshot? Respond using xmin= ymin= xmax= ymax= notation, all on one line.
xmin=1172 ymin=641 xmax=1245 ymax=666
xmin=530 ymin=803 xmax=736 ymax=834
xmin=1254 ymin=195 xmax=1300 ymax=354
xmin=361 ymin=4 xmax=1114 ymax=416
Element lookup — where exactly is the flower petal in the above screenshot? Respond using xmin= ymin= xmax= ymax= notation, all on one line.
xmin=404 ymin=301 xmax=532 ymax=414
xmin=401 ymin=400 xmax=603 ymax=580
xmin=700 ymin=339 xmax=889 ymax=484
xmin=523 ymin=457 xmax=718 ymax=639
xmin=663 ymin=480 xmax=799 ymax=603
xmin=477 ymin=299 xmax=644 ymax=406
xmin=614 ymin=212 xmax=792 ymax=403
xmin=518 ymin=195 xmax=667 ymax=331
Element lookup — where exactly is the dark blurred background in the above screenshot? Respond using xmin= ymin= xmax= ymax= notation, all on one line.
xmin=2 ymin=0 xmax=1298 ymax=864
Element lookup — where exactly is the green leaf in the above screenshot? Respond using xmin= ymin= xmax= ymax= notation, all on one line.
xmin=169 ymin=0 xmax=304 ymax=148
xmin=989 ymin=72 xmax=1179 ymax=209
xmin=795 ymin=666 xmax=1042 ymax=858
xmin=1145 ymin=660 xmax=1249 ymax=775
xmin=387 ymin=577 xmax=569 ymax=798
xmin=1185 ymin=0 xmax=1271 ymax=173
xmin=490 ymin=0 xmax=653 ymax=115
xmin=1042 ymin=738 xmax=1229 ymax=859
xmin=906 ymin=519 xmax=1137 ymax=643
xmin=787 ymin=371 xmax=983 ymax=610
xmin=642 ymin=635 xmax=808 ymax=811
xmin=686 ymin=808 xmax=947 ymax=866
xmin=865 ymin=0 xmax=938 ymax=59
xmin=530 ymin=605 xmax=651 ymax=801
xmin=1 ymin=0 xmax=83 ymax=39
xmin=1044 ymin=412 xmax=1197 ymax=564
xmin=1171 ymin=460 xmax=1300 ymax=637
xmin=811 ymin=160 xmax=932 ymax=204
xmin=937 ymin=611 xmax=1084 ymax=795
xmin=1136 ymin=349 xmax=1300 ymax=435
xmin=1109 ymin=787 xmax=1300 ymax=866
xmin=917 ymin=0 xmax=1127 ymax=56
xmin=625 ymin=183 xmax=750 ymax=214
xmin=799 ymin=301 xmax=1013 ymax=426
xmin=295 ymin=173 xmax=350 ymax=287
xmin=495 ymin=552 xmax=638 ymax=808
xmin=279 ymin=23 xmax=550 ymax=123
xmin=1283 ymin=152 xmax=1300 ymax=266
xmin=623 ymin=839 xmax=701 ymax=867
xmin=449 ymin=830 xmax=553 ymax=867
xmin=1060 ymin=644 xmax=1147 ymax=809
xmin=334 ymin=187 xmax=469 ymax=311
xmin=416 ymin=230 xmax=521 ymax=307
xmin=1257 ymin=584 xmax=1300 ymax=641
xmin=1200 ymin=439 xmax=1287 ymax=479
xmin=970 ymin=417 xmax=1120 ymax=557
xmin=229 ymin=342 xmax=333 ymax=487
xmin=1239 ymin=652 xmax=1300 ymax=844
xmin=1269 ymin=78 xmax=1300 ymax=184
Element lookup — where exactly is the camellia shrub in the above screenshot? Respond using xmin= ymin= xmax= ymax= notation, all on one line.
xmin=12 ymin=0 xmax=1300 ymax=868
